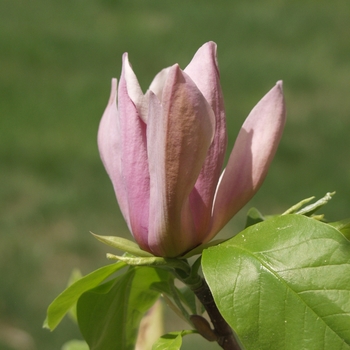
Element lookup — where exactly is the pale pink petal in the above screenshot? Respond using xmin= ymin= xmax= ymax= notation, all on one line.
xmin=98 ymin=79 xmax=130 ymax=228
xmin=123 ymin=54 xmax=149 ymax=123
xmin=209 ymin=81 xmax=286 ymax=239
xmin=184 ymin=41 xmax=227 ymax=239
xmin=118 ymin=54 xmax=151 ymax=250
xmin=149 ymin=67 xmax=171 ymax=101
xmin=147 ymin=65 xmax=215 ymax=257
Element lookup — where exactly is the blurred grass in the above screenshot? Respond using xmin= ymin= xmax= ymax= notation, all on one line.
xmin=1 ymin=0 xmax=350 ymax=349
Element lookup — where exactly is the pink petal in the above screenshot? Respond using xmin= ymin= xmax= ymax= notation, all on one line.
xmin=184 ymin=42 xmax=227 ymax=239
xmin=147 ymin=65 xmax=216 ymax=257
xmin=209 ymin=81 xmax=286 ymax=239
xmin=98 ymin=78 xmax=130 ymax=228
xmin=117 ymin=54 xmax=151 ymax=250
xmin=149 ymin=67 xmax=171 ymax=101
xmin=123 ymin=54 xmax=149 ymax=123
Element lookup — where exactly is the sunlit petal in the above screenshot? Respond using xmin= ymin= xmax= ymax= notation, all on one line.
xmin=147 ymin=65 xmax=215 ymax=256
xmin=118 ymin=55 xmax=151 ymax=250
xmin=98 ymin=78 xmax=130 ymax=228
xmin=185 ymin=42 xmax=227 ymax=238
xmin=210 ymin=81 xmax=286 ymax=238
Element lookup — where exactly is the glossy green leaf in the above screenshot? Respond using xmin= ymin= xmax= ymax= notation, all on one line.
xmin=202 ymin=214 xmax=350 ymax=350
xmin=152 ymin=330 xmax=197 ymax=350
xmin=44 ymin=262 xmax=126 ymax=330
xmin=77 ymin=266 xmax=170 ymax=350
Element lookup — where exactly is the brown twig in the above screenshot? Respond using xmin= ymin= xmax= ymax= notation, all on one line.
xmin=190 ymin=278 xmax=242 ymax=350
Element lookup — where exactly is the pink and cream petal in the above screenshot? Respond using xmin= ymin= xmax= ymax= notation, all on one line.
xmin=98 ymin=79 xmax=131 ymax=228
xmin=123 ymin=53 xmax=149 ymax=123
xmin=147 ymin=66 xmax=215 ymax=257
xmin=209 ymin=81 xmax=286 ymax=239
xmin=98 ymin=43 xmax=286 ymax=257
xmin=149 ymin=67 xmax=171 ymax=101
xmin=185 ymin=42 xmax=228 ymax=238
xmin=118 ymin=59 xmax=151 ymax=251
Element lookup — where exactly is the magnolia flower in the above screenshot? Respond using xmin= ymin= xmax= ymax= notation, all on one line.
xmin=98 ymin=42 xmax=286 ymax=257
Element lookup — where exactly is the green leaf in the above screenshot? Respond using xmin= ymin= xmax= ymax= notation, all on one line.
xmin=281 ymin=196 xmax=315 ymax=215
xmin=44 ymin=262 xmax=126 ymax=330
xmin=77 ymin=266 xmax=170 ymax=350
xmin=329 ymin=219 xmax=350 ymax=241
xmin=106 ymin=253 xmax=191 ymax=274
xmin=91 ymin=233 xmax=154 ymax=257
xmin=66 ymin=268 xmax=83 ymax=323
xmin=152 ymin=330 xmax=197 ymax=350
xmin=61 ymin=340 xmax=89 ymax=350
xmin=282 ymin=192 xmax=335 ymax=216
xmin=178 ymin=285 xmax=198 ymax=315
xmin=245 ymin=207 xmax=265 ymax=228
xmin=152 ymin=332 xmax=182 ymax=350
xmin=202 ymin=214 xmax=350 ymax=350
xmin=295 ymin=192 xmax=335 ymax=216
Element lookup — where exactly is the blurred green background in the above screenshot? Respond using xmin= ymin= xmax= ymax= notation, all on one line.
xmin=1 ymin=0 xmax=350 ymax=349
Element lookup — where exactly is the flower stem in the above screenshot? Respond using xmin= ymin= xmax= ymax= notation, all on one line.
xmin=190 ymin=277 xmax=242 ymax=350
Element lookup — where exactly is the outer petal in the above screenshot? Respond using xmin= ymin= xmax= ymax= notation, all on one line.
xmin=98 ymin=79 xmax=130 ymax=227
xmin=209 ymin=81 xmax=286 ymax=239
xmin=147 ymin=65 xmax=216 ymax=257
xmin=118 ymin=54 xmax=151 ymax=250
xmin=184 ymin=42 xmax=227 ymax=239
xmin=123 ymin=54 xmax=149 ymax=123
